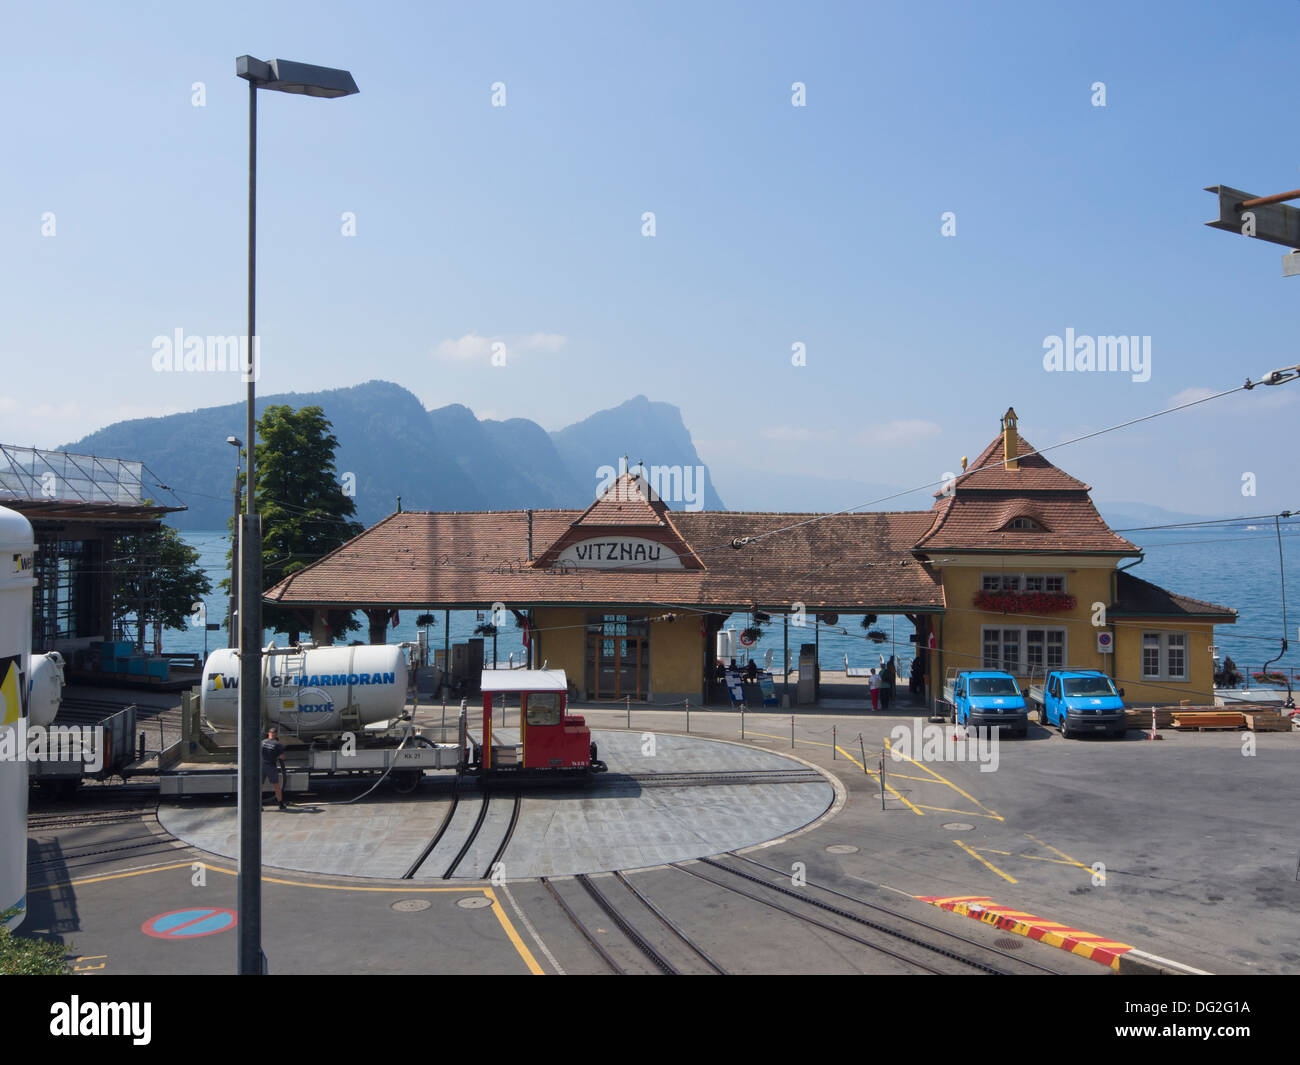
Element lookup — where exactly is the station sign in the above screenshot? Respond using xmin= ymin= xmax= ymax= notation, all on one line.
xmin=555 ymin=536 xmax=684 ymax=569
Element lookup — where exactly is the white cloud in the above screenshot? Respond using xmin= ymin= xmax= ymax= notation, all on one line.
xmin=760 ymin=425 xmax=834 ymax=442
xmin=435 ymin=331 xmax=566 ymax=361
xmin=436 ymin=332 xmax=493 ymax=361
xmin=856 ymin=419 xmax=942 ymax=447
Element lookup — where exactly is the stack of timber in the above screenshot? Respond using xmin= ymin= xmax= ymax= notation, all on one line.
xmin=1124 ymin=708 xmax=1178 ymax=730
xmin=1171 ymin=710 xmax=1244 ymax=730
xmin=1242 ymin=710 xmax=1294 ymax=732
xmin=1124 ymin=706 xmax=1295 ymax=731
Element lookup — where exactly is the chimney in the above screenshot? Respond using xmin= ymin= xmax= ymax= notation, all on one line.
xmin=1001 ymin=407 xmax=1020 ymax=470
xmin=526 ymin=509 xmax=533 ymax=561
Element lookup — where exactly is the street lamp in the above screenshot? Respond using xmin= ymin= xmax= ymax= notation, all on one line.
xmin=233 ymin=55 xmax=358 ymax=978
xmin=226 ymin=436 xmax=242 ymax=651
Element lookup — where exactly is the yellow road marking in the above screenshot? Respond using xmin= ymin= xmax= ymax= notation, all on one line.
xmin=833 ymin=745 xmax=925 ymax=815
xmin=951 ymin=840 xmax=1018 ymax=883
xmin=484 ymin=887 xmax=544 ymax=975
xmin=883 ymin=737 xmax=1003 ymax=820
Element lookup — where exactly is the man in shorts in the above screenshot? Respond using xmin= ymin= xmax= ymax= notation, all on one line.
xmin=261 ymin=726 xmax=287 ymax=810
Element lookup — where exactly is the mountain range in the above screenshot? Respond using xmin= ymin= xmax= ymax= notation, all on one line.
xmin=61 ymin=381 xmax=725 ymax=529
xmin=59 ymin=380 xmax=1230 ymax=535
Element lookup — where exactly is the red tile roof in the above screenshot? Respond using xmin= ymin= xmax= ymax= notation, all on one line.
xmin=569 ymin=472 xmax=671 ymax=527
xmin=913 ymin=429 xmax=1138 ymax=555
xmin=263 ymin=508 xmax=946 ymax=612
xmin=1113 ymin=572 xmax=1236 ymax=619
xmin=915 ymin=493 xmax=1138 ymax=554
xmin=947 ymin=432 xmax=1090 ymax=493
xmin=260 ymin=422 xmax=1221 ymax=622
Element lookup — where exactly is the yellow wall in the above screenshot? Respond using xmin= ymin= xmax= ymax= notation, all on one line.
xmin=649 ymin=615 xmax=705 ymax=699
xmin=530 ymin=607 xmax=705 ymax=702
xmin=930 ymin=563 xmax=1225 ymax=706
xmin=531 ymin=607 xmax=586 ymax=693
xmin=1112 ymin=620 xmax=1218 ymax=706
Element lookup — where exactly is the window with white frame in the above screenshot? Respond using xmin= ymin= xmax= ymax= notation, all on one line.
xmin=981 ymin=572 xmax=1065 ymax=594
xmin=1142 ymin=631 xmax=1188 ymax=681
xmin=982 ymin=626 xmax=1067 ymax=674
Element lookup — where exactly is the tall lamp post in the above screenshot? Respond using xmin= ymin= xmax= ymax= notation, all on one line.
xmin=234 ymin=55 xmax=358 ymax=977
xmin=226 ymin=435 xmax=242 ymax=651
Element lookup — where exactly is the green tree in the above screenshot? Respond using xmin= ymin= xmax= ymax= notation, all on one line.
xmin=251 ymin=405 xmax=363 ymax=644
xmin=113 ymin=524 xmax=212 ymax=651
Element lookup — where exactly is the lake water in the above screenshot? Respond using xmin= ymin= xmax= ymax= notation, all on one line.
xmin=170 ymin=527 xmax=1299 ymax=684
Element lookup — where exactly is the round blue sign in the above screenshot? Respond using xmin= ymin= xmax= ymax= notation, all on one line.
xmin=142 ymin=908 xmax=237 ymax=939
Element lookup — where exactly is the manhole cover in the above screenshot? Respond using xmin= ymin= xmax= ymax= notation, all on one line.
xmin=994 ymin=937 xmax=1022 ymax=951
xmin=942 ymin=822 xmax=975 ymax=832
xmin=391 ymin=899 xmax=431 ymax=913
xmin=456 ymin=896 xmax=493 ymax=910
xmin=825 ymin=844 xmax=859 ymax=854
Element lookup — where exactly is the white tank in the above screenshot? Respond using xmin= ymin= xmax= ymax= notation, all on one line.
xmin=0 ymin=506 xmax=35 ymax=931
xmin=28 ymin=652 xmax=65 ymax=729
xmin=716 ymin=628 xmax=734 ymax=663
xmin=201 ymin=644 xmax=408 ymax=737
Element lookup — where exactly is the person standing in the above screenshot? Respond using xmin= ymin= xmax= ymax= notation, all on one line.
xmin=261 ymin=726 xmax=287 ymax=811
xmin=881 ymin=657 xmax=895 ymax=710
xmin=869 ymin=668 xmax=881 ymax=711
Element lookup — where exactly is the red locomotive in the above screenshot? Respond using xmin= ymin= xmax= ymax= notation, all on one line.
xmin=478 ymin=669 xmax=603 ymax=777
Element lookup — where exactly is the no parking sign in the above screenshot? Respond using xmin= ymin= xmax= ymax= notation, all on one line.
xmin=142 ymin=908 xmax=237 ymax=940
xmin=1096 ymin=632 xmax=1113 ymax=654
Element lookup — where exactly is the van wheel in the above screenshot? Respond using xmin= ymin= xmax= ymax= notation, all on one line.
xmin=1039 ymin=705 xmax=1050 ymax=726
xmin=1060 ymin=717 xmax=1071 ymax=739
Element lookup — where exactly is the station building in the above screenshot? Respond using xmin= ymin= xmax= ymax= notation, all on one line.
xmin=264 ymin=409 xmax=1235 ymax=707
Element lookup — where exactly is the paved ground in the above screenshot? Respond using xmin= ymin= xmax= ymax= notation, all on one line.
xmin=157 ymin=731 xmax=835 ymax=878
xmin=15 ymin=700 xmax=1299 ymax=976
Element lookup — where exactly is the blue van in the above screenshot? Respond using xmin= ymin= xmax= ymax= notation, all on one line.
xmin=949 ymin=671 xmax=1029 ymax=738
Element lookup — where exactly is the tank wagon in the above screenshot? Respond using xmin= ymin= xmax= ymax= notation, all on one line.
xmin=159 ymin=654 xmax=601 ymax=798
xmin=1 ymin=506 xmax=35 ymax=930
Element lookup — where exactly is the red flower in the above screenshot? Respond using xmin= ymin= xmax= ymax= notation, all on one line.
xmin=973 ymin=591 xmax=1076 ymax=614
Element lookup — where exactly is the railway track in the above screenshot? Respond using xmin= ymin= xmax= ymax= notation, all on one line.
xmin=26 ymin=795 xmax=187 ymax=877
xmin=541 ymin=872 xmax=727 ymax=975
xmin=674 ymin=853 xmax=1066 ymax=975
xmin=402 ymin=786 xmax=521 ymax=880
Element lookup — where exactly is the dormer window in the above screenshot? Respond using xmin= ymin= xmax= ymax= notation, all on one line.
xmin=1007 ymin=517 xmax=1040 ymax=531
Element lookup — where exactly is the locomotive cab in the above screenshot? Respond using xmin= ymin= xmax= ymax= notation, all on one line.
xmin=480 ymin=669 xmax=602 ymax=776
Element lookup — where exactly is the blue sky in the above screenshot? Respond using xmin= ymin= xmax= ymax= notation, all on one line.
xmin=2 ymin=0 xmax=1297 ymax=517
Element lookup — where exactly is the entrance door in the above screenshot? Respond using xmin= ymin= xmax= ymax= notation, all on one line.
xmin=586 ymin=614 xmax=649 ymax=699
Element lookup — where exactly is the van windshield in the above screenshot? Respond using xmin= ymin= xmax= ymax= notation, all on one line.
xmin=968 ymin=677 xmax=1019 ymax=696
xmin=1063 ymin=677 xmax=1118 ymax=697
